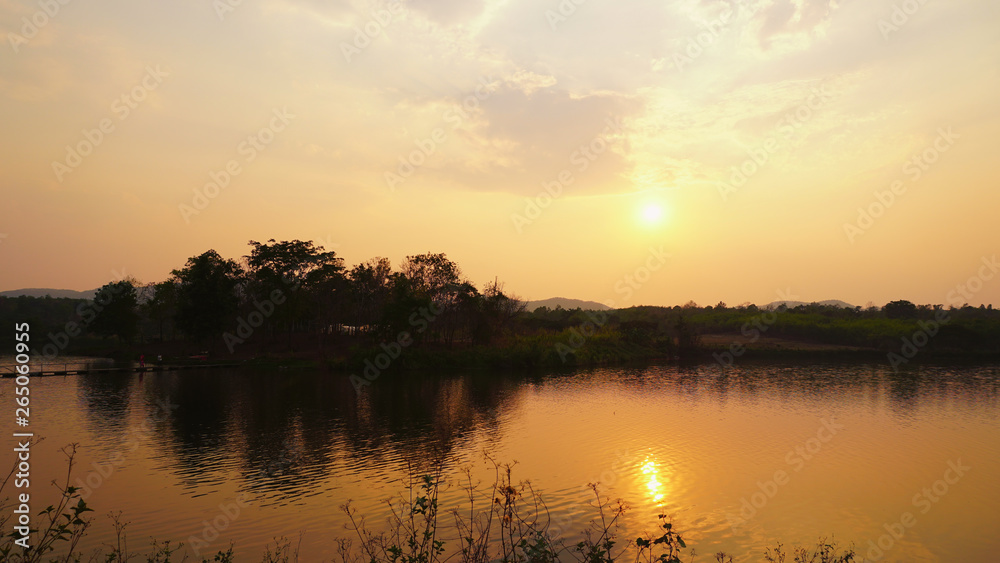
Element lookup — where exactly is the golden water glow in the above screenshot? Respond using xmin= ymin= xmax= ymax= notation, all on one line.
xmin=640 ymin=457 xmax=665 ymax=503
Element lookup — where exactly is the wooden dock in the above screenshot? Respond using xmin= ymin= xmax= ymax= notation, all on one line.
xmin=1 ymin=363 xmax=242 ymax=378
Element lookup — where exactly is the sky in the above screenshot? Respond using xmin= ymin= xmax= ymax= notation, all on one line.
xmin=1 ymin=0 xmax=998 ymax=308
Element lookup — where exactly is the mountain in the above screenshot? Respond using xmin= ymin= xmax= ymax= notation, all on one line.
xmin=525 ymin=297 xmax=612 ymax=312
xmin=763 ymin=299 xmax=856 ymax=310
xmin=0 ymin=288 xmax=98 ymax=299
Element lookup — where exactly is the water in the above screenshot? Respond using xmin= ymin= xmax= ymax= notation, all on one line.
xmin=1 ymin=362 xmax=998 ymax=562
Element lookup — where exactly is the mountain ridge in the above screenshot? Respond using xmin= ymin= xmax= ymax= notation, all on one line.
xmin=763 ymin=299 xmax=857 ymax=310
xmin=524 ymin=297 xmax=611 ymax=312
xmin=0 ymin=289 xmax=858 ymax=311
xmin=0 ymin=287 xmax=98 ymax=299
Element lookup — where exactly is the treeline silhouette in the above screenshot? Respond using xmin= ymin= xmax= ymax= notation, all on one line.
xmin=672 ymin=299 xmax=1000 ymax=352
xmin=2 ymin=239 xmax=999 ymax=366
xmin=6 ymin=240 xmax=527 ymax=363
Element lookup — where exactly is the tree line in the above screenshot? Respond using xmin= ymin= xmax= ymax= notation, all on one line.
xmin=3 ymin=241 xmax=999 ymax=365
xmin=6 ymin=240 xmax=526 ymax=359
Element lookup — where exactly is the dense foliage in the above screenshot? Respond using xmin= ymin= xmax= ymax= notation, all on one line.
xmin=1 ymin=240 xmax=998 ymax=366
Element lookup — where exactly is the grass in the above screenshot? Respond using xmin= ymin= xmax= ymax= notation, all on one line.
xmin=1 ymin=448 xmax=857 ymax=562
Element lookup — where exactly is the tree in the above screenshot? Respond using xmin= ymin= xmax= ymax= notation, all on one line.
xmin=477 ymin=279 xmax=526 ymax=344
xmin=143 ymin=280 xmax=179 ymax=341
xmin=90 ymin=280 xmax=139 ymax=342
xmin=173 ymin=250 xmax=243 ymax=342
xmin=348 ymin=257 xmax=393 ymax=329
xmin=674 ymin=316 xmax=701 ymax=360
xmin=245 ymin=239 xmax=345 ymax=335
xmin=246 ymin=239 xmax=343 ymax=289
xmin=883 ymin=300 xmax=917 ymax=320
xmin=379 ymin=273 xmax=433 ymax=341
xmin=439 ymin=280 xmax=480 ymax=345
xmin=400 ymin=253 xmax=462 ymax=303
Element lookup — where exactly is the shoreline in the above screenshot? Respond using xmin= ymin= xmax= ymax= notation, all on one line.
xmin=14 ymin=338 xmax=999 ymax=377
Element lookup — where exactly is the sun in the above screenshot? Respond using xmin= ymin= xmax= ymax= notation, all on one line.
xmin=639 ymin=203 xmax=666 ymax=226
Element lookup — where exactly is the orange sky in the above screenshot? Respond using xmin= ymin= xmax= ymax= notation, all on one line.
xmin=2 ymin=0 xmax=998 ymax=307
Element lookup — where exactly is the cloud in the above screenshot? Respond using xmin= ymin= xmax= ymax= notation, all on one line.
xmin=407 ymin=0 xmax=488 ymax=26
xmin=751 ymin=0 xmax=841 ymax=52
xmin=264 ymin=0 xmax=355 ymax=22
xmin=373 ymin=72 xmax=640 ymax=196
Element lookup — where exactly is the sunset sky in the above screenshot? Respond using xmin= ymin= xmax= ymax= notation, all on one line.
xmin=2 ymin=0 xmax=998 ymax=307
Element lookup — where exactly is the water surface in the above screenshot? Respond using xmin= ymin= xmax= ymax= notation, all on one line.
xmin=1 ymin=362 xmax=997 ymax=562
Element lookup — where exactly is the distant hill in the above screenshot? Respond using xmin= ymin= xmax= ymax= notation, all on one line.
xmin=763 ymin=299 xmax=856 ymax=310
xmin=525 ymin=297 xmax=611 ymax=312
xmin=0 ymin=288 xmax=97 ymax=299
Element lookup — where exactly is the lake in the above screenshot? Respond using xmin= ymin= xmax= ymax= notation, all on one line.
xmin=1 ymin=361 xmax=998 ymax=562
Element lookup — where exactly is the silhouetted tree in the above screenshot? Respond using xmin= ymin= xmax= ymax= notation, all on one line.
xmin=90 ymin=280 xmax=139 ymax=342
xmin=398 ymin=253 xmax=468 ymax=342
xmin=674 ymin=316 xmax=701 ymax=360
xmin=478 ymin=279 xmax=526 ymax=344
xmin=401 ymin=253 xmax=462 ymax=304
xmin=380 ymin=273 xmax=432 ymax=341
xmin=884 ymin=300 xmax=917 ymax=319
xmin=245 ymin=239 xmax=345 ymax=335
xmin=348 ymin=257 xmax=393 ymax=331
xmin=143 ymin=280 xmax=178 ymax=341
xmin=173 ymin=250 xmax=243 ymax=342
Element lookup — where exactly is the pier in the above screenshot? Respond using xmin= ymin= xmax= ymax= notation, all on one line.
xmin=1 ymin=363 xmax=242 ymax=378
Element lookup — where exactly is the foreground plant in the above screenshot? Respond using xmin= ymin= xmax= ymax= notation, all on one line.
xmin=0 ymin=443 xmax=92 ymax=562
xmin=0 ymin=443 xmax=275 ymax=562
xmin=339 ymin=456 xmax=670 ymax=563
xmin=1 ymin=444 xmax=855 ymax=562
xmin=335 ymin=455 xmax=857 ymax=563
xmin=634 ymin=515 xmax=686 ymax=563
xmin=763 ymin=539 xmax=856 ymax=563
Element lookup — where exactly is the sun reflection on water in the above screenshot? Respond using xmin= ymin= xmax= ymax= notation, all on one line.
xmin=640 ymin=457 xmax=664 ymax=503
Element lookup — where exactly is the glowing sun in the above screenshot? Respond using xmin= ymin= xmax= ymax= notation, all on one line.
xmin=640 ymin=203 xmax=666 ymax=226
